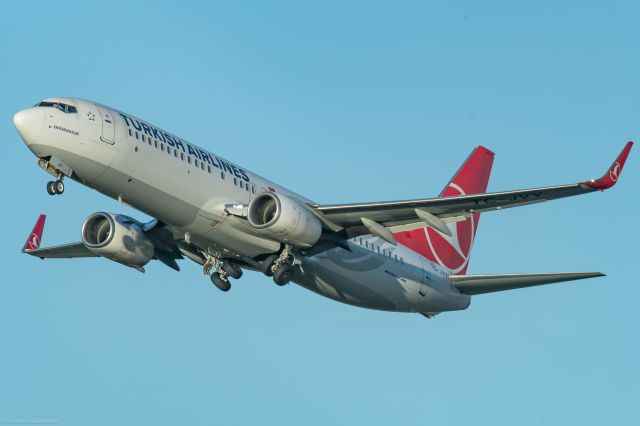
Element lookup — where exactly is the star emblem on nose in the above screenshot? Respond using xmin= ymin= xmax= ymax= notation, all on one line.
xmin=87 ymin=112 xmax=96 ymax=121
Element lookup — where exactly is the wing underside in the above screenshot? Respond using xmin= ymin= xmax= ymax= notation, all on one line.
xmin=24 ymin=242 xmax=97 ymax=259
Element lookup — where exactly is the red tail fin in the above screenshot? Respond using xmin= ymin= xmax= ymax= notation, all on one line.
xmin=23 ymin=214 xmax=46 ymax=252
xmin=394 ymin=146 xmax=494 ymax=275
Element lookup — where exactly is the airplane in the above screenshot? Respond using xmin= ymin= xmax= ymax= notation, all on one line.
xmin=14 ymin=97 xmax=633 ymax=317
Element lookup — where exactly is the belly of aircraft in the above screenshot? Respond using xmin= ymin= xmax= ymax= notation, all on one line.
xmin=295 ymin=246 xmax=472 ymax=313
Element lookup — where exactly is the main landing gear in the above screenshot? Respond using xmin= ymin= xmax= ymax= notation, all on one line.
xmin=262 ymin=244 xmax=295 ymax=286
xmin=201 ymin=245 xmax=295 ymax=292
xmin=46 ymin=179 xmax=64 ymax=195
xmin=203 ymin=252 xmax=243 ymax=292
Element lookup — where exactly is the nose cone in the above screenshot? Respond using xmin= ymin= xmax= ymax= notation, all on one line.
xmin=14 ymin=108 xmax=44 ymax=145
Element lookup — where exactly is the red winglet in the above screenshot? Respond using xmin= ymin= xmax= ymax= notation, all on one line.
xmin=22 ymin=214 xmax=46 ymax=252
xmin=583 ymin=141 xmax=633 ymax=190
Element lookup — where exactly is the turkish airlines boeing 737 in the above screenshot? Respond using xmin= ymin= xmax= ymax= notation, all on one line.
xmin=14 ymin=98 xmax=633 ymax=316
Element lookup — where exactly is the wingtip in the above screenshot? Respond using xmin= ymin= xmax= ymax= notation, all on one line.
xmin=22 ymin=213 xmax=47 ymax=253
xmin=583 ymin=141 xmax=633 ymax=190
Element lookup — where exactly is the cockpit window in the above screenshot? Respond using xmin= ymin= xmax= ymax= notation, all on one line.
xmin=35 ymin=101 xmax=77 ymax=114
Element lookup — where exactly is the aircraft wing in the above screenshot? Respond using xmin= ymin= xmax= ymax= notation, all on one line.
xmin=312 ymin=142 xmax=633 ymax=229
xmin=21 ymin=214 xmax=94 ymax=259
xmin=21 ymin=214 xmax=182 ymax=270
xmin=24 ymin=242 xmax=97 ymax=259
xmin=449 ymin=272 xmax=604 ymax=295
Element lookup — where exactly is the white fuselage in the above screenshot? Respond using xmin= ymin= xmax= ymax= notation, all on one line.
xmin=17 ymin=97 xmax=470 ymax=313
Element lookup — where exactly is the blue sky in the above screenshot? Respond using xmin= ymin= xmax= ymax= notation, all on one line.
xmin=1 ymin=1 xmax=638 ymax=425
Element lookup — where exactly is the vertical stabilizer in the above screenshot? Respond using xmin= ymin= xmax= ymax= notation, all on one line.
xmin=393 ymin=146 xmax=494 ymax=275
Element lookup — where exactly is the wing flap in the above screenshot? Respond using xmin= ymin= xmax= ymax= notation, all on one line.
xmin=449 ymin=272 xmax=604 ymax=295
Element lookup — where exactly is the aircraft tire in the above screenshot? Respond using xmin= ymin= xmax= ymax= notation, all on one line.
xmin=55 ymin=180 xmax=65 ymax=194
xmin=262 ymin=254 xmax=279 ymax=276
xmin=222 ymin=260 xmax=243 ymax=279
xmin=273 ymin=263 xmax=294 ymax=286
xmin=47 ymin=181 xmax=56 ymax=195
xmin=211 ymin=272 xmax=231 ymax=292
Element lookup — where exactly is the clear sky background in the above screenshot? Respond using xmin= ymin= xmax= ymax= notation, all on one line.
xmin=1 ymin=1 xmax=638 ymax=425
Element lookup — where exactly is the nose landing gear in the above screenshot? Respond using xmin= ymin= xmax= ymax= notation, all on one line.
xmin=46 ymin=179 xmax=64 ymax=195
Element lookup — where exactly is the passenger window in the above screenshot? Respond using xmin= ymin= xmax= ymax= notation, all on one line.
xmin=180 ymin=153 xmax=185 ymax=160
xmin=251 ymin=185 xmax=256 ymax=194
xmin=239 ymin=181 xmax=243 ymax=189
xmin=233 ymin=178 xmax=237 ymax=186
xmin=128 ymin=129 xmax=133 ymax=137
xmin=154 ymin=140 xmax=158 ymax=148
xmin=245 ymin=184 xmax=250 ymax=192
xmin=142 ymin=134 xmax=146 ymax=142
xmin=188 ymin=157 xmax=191 ymax=164
xmin=207 ymin=165 xmax=211 ymax=173
xmin=135 ymin=132 xmax=139 ymax=139
xmin=195 ymin=159 xmax=199 ymax=167
xmin=220 ymin=172 xmax=225 ymax=180
xmin=161 ymin=143 xmax=164 ymax=152
xmin=167 ymin=147 xmax=171 ymax=155
xmin=201 ymin=162 xmax=205 ymax=170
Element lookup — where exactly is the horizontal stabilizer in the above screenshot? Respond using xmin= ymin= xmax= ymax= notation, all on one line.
xmin=449 ymin=272 xmax=604 ymax=295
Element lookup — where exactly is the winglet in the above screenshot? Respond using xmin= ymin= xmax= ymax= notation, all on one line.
xmin=22 ymin=214 xmax=46 ymax=252
xmin=583 ymin=141 xmax=633 ymax=190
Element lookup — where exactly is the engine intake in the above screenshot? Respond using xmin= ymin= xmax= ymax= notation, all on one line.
xmin=247 ymin=192 xmax=322 ymax=248
xmin=82 ymin=212 xmax=154 ymax=268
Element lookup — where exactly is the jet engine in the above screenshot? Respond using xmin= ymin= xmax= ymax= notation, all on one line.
xmin=247 ymin=192 xmax=322 ymax=248
xmin=81 ymin=212 xmax=155 ymax=268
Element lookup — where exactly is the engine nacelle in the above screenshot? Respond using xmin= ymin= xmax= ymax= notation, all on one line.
xmin=81 ymin=212 xmax=155 ymax=268
xmin=247 ymin=192 xmax=322 ymax=248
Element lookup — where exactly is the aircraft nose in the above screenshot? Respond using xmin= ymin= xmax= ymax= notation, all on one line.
xmin=13 ymin=107 xmax=45 ymax=145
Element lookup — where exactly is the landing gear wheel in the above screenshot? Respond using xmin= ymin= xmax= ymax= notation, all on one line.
xmin=262 ymin=254 xmax=279 ymax=277
xmin=211 ymin=272 xmax=231 ymax=292
xmin=273 ymin=263 xmax=294 ymax=286
xmin=222 ymin=260 xmax=243 ymax=279
xmin=54 ymin=180 xmax=64 ymax=194
xmin=46 ymin=181 xmax=56 ymax=195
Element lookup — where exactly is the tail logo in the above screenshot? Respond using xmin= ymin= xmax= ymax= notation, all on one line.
xmin=26 ymin=233 xmax=40 ymax=251
xmin=425 ymin=183 xmax=476 ymax=274
xmin=610 ymin=162 xmax=621 ymax=182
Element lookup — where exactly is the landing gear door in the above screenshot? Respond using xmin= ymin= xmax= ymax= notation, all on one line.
xmin=96 ymin=105 xmax=115 ymax=144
